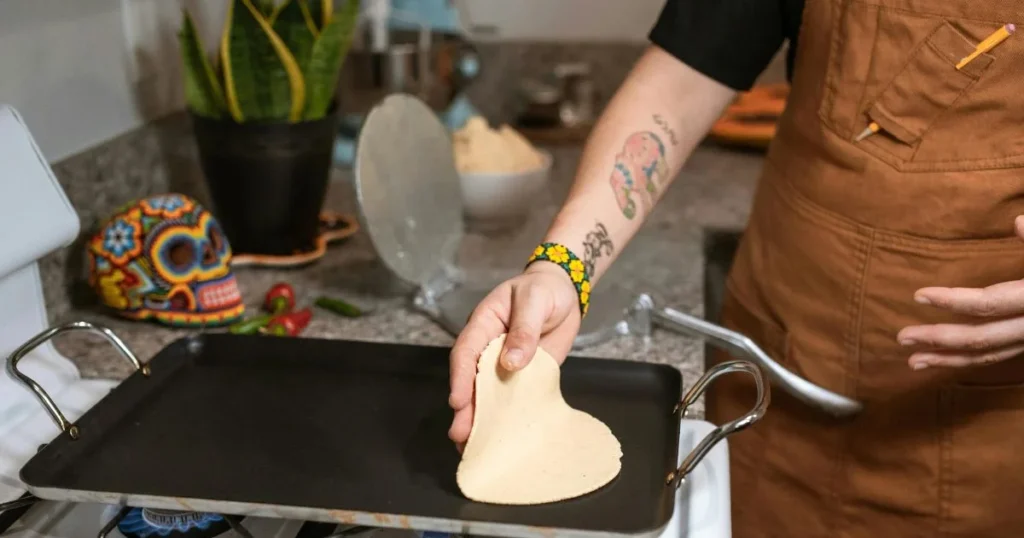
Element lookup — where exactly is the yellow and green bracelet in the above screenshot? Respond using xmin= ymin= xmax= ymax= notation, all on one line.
xmin=526 ymin=242 xmax=592 ymax=317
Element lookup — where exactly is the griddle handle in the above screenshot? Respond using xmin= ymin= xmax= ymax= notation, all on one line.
xmin=667 ymin=359 xmax=769 ymax=488
xmin=652 ymin=306 xmax=864 ymax=418
xmin=5 ymin=321 xmax=147 ymax=439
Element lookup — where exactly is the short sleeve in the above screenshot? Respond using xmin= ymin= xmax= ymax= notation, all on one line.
xmin=648 ymin=0 xmax=786 ymax=91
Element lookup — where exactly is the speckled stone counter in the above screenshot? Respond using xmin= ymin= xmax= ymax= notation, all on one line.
xmin=45 ymin=142 xmax=763 ymax=418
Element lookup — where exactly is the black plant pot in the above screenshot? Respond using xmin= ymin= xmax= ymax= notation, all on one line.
xmin=190 ymin=107 xmax=341 ymax=257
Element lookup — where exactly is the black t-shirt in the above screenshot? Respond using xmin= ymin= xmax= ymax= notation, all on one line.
xmin=648 ymin=0 xmax=805 ymax=91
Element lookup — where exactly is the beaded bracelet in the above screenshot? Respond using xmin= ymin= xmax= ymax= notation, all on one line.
xmin=526 ymin=242 xmax=592 ymax=317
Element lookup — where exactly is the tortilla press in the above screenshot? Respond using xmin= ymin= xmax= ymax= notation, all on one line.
xmin=352 ymin=94 xmax=637 ymax=349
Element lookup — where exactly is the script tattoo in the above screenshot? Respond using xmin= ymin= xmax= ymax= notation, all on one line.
xmin=652 ymin=114 xmax=679 ymax=146
xmin=582 ymin=222 xmax=614 ymax=278
xmin=608 ymin=131 xmax=670 ymax=220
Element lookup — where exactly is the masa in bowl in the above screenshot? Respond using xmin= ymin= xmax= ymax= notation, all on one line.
xmin=458 ymin=149 xmax=551 ymax=232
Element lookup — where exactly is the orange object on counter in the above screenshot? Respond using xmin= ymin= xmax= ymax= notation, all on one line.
xmin=708 ymin=83 xmax=790 ymax=149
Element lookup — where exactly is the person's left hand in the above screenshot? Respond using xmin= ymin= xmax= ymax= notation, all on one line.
xmin=898 ymin=216 xmax=1024 ymax=370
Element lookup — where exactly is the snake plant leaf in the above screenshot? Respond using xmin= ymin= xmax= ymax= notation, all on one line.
xmin=257 ymin=0 xmax=276 ymax=17
xmin=272 ymin=0 xmax=318 ymax=78
xmin=305 ymin=0 xmax=333 ymax=30
xmin=303 ymin=0 xmax=358 ymax=119
xmin=178 ymin=10 xmax=227 ymax=118
xmin=299 ymin=0 xmax=319 ymax=36
xmin=221 ymin=0 xmax=306 ymax=122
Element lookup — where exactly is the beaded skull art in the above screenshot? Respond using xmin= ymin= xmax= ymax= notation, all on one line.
xmin=87 ymin=193 xmax=245 ymax=326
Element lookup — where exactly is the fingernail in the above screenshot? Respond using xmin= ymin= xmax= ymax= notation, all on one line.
xmin=503 ymin=349 xmax=524 ymax=368
xmin=915 ymin=296 xmax=931 ymax=305
xmin=912 ymin=362 xmax=928 ymax=371
xmin=899 ymin=338 xmax=916 ymax=346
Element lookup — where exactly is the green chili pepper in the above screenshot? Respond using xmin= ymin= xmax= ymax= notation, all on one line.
xmin=314 ymin=296 xmax=362 ymax=318
xmin=228 ymin=314 xmax=274 ymax=334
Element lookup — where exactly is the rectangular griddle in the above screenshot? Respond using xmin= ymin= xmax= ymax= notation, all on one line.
xmin=8 ymin=322 xmax=766 ymax=538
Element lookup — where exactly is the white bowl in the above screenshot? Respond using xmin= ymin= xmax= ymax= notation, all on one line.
xmin=458 ymin=150 xmax=552 ymax=232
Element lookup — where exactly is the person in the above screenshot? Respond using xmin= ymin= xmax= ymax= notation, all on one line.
xmin=448 ymin=0 xmax=1024 ymax=536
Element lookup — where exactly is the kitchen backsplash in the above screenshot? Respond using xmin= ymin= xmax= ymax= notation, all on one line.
xmin=466 ymin=42 xmax=646 ymax=124
xmin=466 ymin=42 xmax=787 ymax=125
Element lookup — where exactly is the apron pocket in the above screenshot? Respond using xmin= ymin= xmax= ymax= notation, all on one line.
xmin=708 ymin=277 xmax=791 ymax=422
xmin=861 ymin=21 xmax=993 ymax=162
xmin=720 ymin=274 xmax=850 ymax=536
xmin=939 ymin=382 xmax=1024 ymax=535
xmin=722 ymin=276 xmax=789 ymax=366
xmin=814 ymin=1 xmax=1024 ymax=172
xmin=708 ymin=279 xmax=794 ymax=532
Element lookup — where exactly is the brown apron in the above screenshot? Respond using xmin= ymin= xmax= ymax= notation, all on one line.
xmin=706 ymin=1 xmax=1024 ymax=536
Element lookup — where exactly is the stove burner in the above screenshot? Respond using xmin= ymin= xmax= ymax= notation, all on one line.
xmin=117 ymin=508 xmax=233 ymax=538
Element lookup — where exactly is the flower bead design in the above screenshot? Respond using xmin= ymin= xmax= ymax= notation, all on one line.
xmin=527 ymin=242 xmax=592 ymax=318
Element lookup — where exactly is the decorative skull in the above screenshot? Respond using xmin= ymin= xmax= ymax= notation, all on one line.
xmin=87 ymin=193 xmax=245 ymax=326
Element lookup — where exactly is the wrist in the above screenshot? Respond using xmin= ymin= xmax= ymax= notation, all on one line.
xmin=525 ymin=242 xmax=592 ymax=318
xmin=524 ymin=257 xmax=573 ymax=280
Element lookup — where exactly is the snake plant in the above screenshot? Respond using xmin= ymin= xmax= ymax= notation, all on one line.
xmin=178 ymin=0 xmax=358 ymax=123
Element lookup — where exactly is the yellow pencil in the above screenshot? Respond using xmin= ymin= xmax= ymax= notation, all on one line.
xmin=957 ymin=23 xmax=1015 ymax=69
xmin=856 ymin=24 xmax=1014 ymax=143
xmin=855 ymin=122 xmax=880 ymax=142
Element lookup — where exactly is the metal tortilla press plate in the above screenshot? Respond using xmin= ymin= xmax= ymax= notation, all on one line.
xmin=354 ymin=94 xmax=463 ymax=288
xmin=354 ymin=94 xmax=634 ymax=349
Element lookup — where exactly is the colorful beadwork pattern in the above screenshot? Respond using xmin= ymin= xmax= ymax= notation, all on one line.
xmin=526 ymin=242 xmax=592 ymax=317
xmin=86 ymin=193 xmax=245 ymax=327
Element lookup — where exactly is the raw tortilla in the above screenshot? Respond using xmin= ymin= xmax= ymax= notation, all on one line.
xmin=456 ymin=334 xmax=623 ymax=504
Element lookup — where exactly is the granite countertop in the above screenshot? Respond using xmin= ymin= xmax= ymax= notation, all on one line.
xmin=51 ymin=143 xmax=763 ymax=417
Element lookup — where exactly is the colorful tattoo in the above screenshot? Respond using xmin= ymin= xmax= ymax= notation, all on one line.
xmin=582 ymin=222 xmax=614 ymax=278
xmin=609 ymin=131 xmax=670 ymax=219
xmin=652 ymin=114 xmax=679 ymax=146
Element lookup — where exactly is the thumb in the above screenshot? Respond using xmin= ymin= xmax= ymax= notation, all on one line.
xmin=501 ymin=284 xmax=550 ymax=371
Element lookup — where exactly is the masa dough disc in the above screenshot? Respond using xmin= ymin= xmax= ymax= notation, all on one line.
xmin=455 ymin=335 xmax=623 ymax=504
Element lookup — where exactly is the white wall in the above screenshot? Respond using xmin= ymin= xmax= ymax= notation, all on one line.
xmin=0 ymin=0 xmax=225 ymax=162
xmin=459 ymin=0 xmax=664 ymax=42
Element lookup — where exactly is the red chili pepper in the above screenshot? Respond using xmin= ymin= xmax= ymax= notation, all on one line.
xmin=264 ymin=282 xmax=296 ymax=314
xmin=264 ymin=308 xmax=312 ymax=336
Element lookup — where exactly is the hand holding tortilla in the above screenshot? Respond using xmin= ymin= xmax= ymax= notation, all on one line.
xmin=456 ymin=334 xmax=623 ymax=505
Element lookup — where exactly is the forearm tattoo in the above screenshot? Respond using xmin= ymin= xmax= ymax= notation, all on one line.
xmin=582 ymin=222 xmax=614 ymax=278
xmin=652 ymin=114 xmax=679 ymax=146
xmin=608 ymin=131 xmax=669 ymax=220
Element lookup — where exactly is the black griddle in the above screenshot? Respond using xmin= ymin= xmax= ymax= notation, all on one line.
xmin=15 ymin=332 xmax=685 ymax=537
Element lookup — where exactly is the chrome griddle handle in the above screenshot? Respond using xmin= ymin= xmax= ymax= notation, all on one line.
xmin=5 ymin=320 xmax=148 ymax=439
xmin=0 ymin=494 xmax=39 ymax=514
xmin=666 ymin=359 xmax=768 ymax=488
xmin=649 ymin=301 xmax=863 ymax=418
